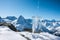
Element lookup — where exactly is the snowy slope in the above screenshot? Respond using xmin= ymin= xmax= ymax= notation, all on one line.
xmin=0 ymin=31 xmax=27 ymax=40
xmin=0 ymin=26 xmax=27 ymax=40
xmin=53 ymin=27 xmax=60 ymax=36
xmin=0 ymin=26 xmax=60 ymax=40
xmin=18 ymin=31 xmax=60 ymax=40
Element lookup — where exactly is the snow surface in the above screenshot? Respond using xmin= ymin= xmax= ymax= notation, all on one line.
xmin=18 ymin=31 xmax=60 ymax=40
xmin=0 ymin=26 xmax=60 ymax=40
xmin=0 ymin=26 xmax=27 ymax=40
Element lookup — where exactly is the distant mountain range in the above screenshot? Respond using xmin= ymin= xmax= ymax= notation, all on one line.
xmin=6 ymin=16 xmax=17 ymax=21
xmin=42 ymin=19 xmax=60 ymax=22
xmin=0 ymin=15 xmax=60 ymax=36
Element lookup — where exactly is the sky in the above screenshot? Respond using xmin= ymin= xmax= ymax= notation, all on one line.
xmin=0 ymin=0 xmax=60 ymax=20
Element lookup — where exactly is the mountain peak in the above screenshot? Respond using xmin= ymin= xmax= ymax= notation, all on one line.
xmin=17 ymin=15 xmax=26 ymax=24
xmin=18 ymin=15 xmax=24 ymax=19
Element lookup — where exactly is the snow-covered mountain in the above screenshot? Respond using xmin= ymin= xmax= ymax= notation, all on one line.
xmin=16 ymin=15 xmax=32 ymax=31
xmin=0 ymin=16 xmax=60 ymax=40
xmin=17 ymin=15 xmax=26 ymax=24
xmin=42 ymin=19 xmax=56 ymax=22
xmin=11 ymin=16 xmax=60 ymax=35
xmin=6 ymin=16 xmax=17 ymax=21
xmin=0 ymin=15 xmax=60 ymax=37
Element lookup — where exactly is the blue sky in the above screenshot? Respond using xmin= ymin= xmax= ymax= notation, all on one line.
xmin=0 ymin=0 xmax=60 ymax=20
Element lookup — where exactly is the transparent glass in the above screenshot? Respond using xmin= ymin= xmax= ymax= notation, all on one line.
xmin=32 ymin=16 xmax=40 ymax=33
